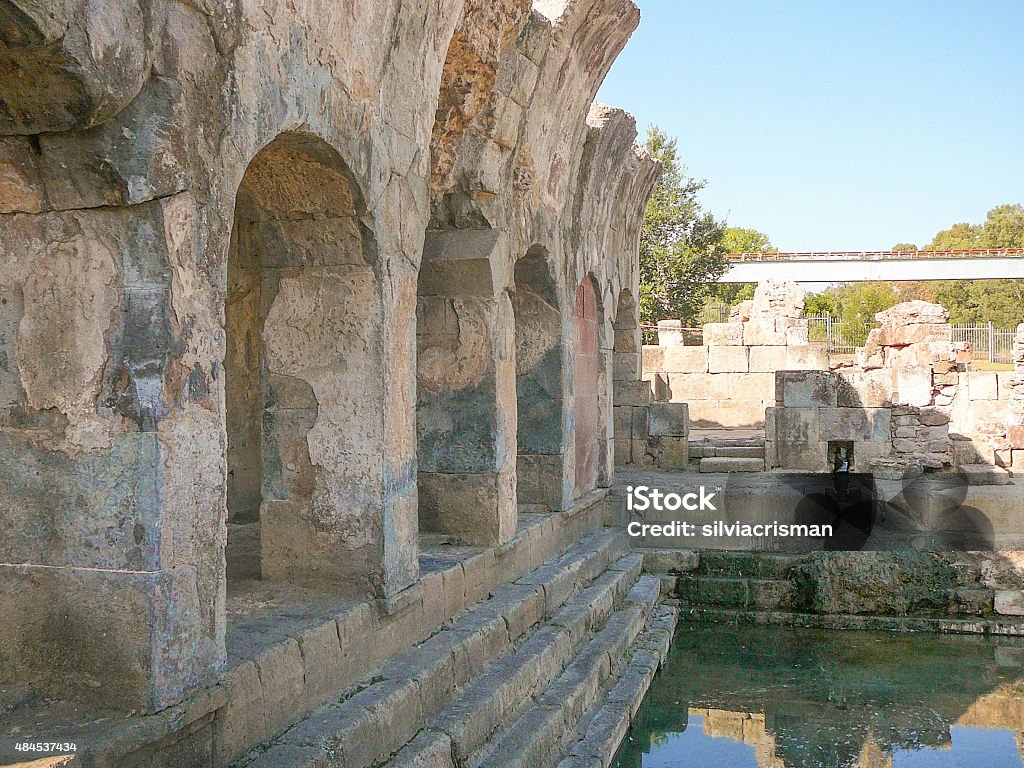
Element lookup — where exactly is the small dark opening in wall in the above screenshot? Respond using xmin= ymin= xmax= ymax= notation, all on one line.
xmin=828 ymin=440 xmax=855 ymax=472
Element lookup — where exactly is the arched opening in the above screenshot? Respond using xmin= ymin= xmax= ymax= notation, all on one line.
xmin=512 ymin=247 xmax=565 ymax=510
xmin=574 ymin=275 xmax=602 ymax=496
xmin=224 ymin=132 xmax=385 ymax=596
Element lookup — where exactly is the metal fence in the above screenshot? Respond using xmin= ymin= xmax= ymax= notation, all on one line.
xmin=651 ymin=310 xmax=1018 ymax=363
xmin=952 ymin=323 xmax=1016 ymax=364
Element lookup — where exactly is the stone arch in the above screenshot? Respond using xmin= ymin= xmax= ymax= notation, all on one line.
xmin=512 ymin=246 xmax=566 ymax=510
xmin=225 ymin=131 xmax=386 ymax=596
xmin=574 ymin=274 xmax=603 ymax=496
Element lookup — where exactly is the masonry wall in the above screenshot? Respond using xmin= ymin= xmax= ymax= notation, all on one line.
xmin=0 ymin=0 xmax=658 ymax=714
xmin=642 ymin=281 xmax=828 ymax=429
xmin=767 ymin=301 xmax=977 ymax=474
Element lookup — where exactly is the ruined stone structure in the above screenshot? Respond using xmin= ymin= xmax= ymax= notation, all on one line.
xmin=643 ymin=281 xmax=827 ymax=429
xmin=0 ymin=2 xmax=669 ymax=765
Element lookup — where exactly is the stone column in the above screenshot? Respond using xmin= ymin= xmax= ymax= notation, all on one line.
xmin=416 ymin=230 xmax=517 ymax=546
xmin=0 ymin=197 xmax=225 ymax=713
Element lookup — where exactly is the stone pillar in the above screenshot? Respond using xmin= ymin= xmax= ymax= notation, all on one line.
xmin=1007 ymin=323 xmax=1024 ymax=466
xmin=416 ymin=230 xmax=517 ymax=546
xmin=512 ymin=248 xmax=567 ymax=511
xmin=0 ymin=197 xmax=225 ymax=713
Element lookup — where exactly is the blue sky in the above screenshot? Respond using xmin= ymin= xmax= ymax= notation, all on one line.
xmin=597 ymin=1 xmax=1024 ymax=252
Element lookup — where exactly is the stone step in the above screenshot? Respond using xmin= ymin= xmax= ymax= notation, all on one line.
xmin=677 ymin=575 xmax=793 ymax=611
xmin=467 ymin=576 xmax=664 ymax=768
xmin=715 ymin=446 xmax=765 ymax=459
xmin=556 ymin=601 xmax=679 ymax=768
xmin=231 ymin=530 xmax=631 ymax=768
xmin=396 ymin=565 xmax=644 ymax=768
xmin=699 ymin=456 xmax=765 ymax=473
xmin=960 ymin=464 xmax=1012 ymax=485
xmin=696 ymin=551 xmax=802 ymax=579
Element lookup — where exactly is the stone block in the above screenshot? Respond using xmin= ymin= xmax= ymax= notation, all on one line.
xmin=785 ymin=345 xmax=830 ymax=370
xmin=662 ymin=344 xmax=709 ymax=373
xmin=774 ymin=440 xmax=828 ymax=471
xmin=613 ymin=438 xmax=632 ymax=465
xmin=648 ymin=402 xmax=689 ymax=437
xmin=852 ymin=440 xmax=892 ymax=468
xmin=641 ymin=345 xmax=664 ymax=372
xmin=716 ymin=446 xmax=764 ymax=458
xmin=255 ymin=638 xmax=306 ymax=740
xmin=213 ymin=661 xmax=267 ymax=766
xmin=837 ymin=370 xmax=892 ymax=408
xmin=613 ymin=380 xmax=652 ymax=407
xmin=642 ymin=550 xmax=700 ymax=573
xmin=878 ymin=323 xmax=952 ymax=346
xmin=667 ymin=372 xmax=724 ymax=400
xmin=655 ymin=436 xmax=690 ymax=469
xmin=699 ymin=457 xmax=764 ymax=472
xmin=774 ymin=407 xmax=820 ymax=443
xmin=418 ymin=471 xmax=514 ymax=546
xmin=968 ymin=371 xmax=999 ymax=401
xmin=613 ymin=351 xmax=639 ymax=381
xmin=296 ymin=620 xmax=346 ymax=710
xmin=785 ymin=324 xmax=810 ymax=346
xmin=819 ymin=407 xmax=890 ymax=442
xmin=777 ymin=370 xmax=838 ymax=408
xmin=704 ymin=322 xmax=745 ymax=345
xmin=743 ymin=318 xmax=786 ymax=346
xmin=657 ymin=320 xmax=685 ymax=346
xmin=960 ymin=464 xmax=1011 ymax=485
xmin=895 ymin=366 xmax=934 ymax=407
xmin=631 ymin=406 xmax=649 ymax=439
xmin=708 ymin=345 xmax=749 ymax=373
xmin=613 ymin=406 xmax=632 ymax=441
xmin=995 ymin=591 xmax=1024 ymax=616
xmin=688 ymin=399 xmax=765 ymax=428
xmin=749 ymin=346 xmax=788 ymax=372
xmin=1008 ymin=449 xmax=1024 ymax=476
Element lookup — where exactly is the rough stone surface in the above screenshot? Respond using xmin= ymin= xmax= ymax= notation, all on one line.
xmin=0 ymin=0 xmax=657 ymax=717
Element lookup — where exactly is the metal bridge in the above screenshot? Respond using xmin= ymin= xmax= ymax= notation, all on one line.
xmin=720 ymin=248 xmax=1024 ymax=283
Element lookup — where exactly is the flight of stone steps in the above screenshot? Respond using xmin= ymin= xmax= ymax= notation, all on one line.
xmin=232 ymin=530 xmax=678 ymax=768
xmin=689 ymin=432 xmax=766 ymax=473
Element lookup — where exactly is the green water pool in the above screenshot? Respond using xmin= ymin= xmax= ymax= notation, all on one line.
xmin=613 ymin=621 xmax=1024 ymax=768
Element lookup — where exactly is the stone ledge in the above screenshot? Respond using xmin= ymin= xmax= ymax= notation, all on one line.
xmin=11 ymin=498 xmax=614 ymax=768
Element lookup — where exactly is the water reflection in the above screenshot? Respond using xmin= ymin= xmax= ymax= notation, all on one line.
xmin=613 ymin=622 xmax=1024 ymax=768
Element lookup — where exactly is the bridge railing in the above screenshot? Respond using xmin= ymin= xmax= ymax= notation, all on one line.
xmin=728 ymin=248 xmax=1024 ymax=262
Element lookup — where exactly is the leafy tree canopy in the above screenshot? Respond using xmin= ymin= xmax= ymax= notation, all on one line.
xmin=639 ymin=127 xmax=727 ymax=328
xmin=721 ymin=227 xmax=777 ymax=255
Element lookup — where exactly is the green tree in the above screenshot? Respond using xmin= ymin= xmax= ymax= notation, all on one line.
xmin=721 ymin=226 xmax=777 ymax=255
xmin=706 ymin=226 xmax=775 ymax=308
xmin=805 ymin=282 xmax=902 ymax=345
xmin=639 ymin=127 xmax=727 ymax=330
xmin=925 ymin=203 xmax=1024 ymax=326
xmin=891 ymin=242 xmax=918 ymax=252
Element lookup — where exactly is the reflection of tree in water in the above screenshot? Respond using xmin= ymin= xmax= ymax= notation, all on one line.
xmin=613 ymin=622 xmax=1024 ymax=768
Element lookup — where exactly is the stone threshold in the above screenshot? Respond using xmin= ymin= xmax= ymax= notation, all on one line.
xmin=0 ymin=490 xmax=611 ymax=768
xmin=679 ymin=607 xmax=1024 ymax=636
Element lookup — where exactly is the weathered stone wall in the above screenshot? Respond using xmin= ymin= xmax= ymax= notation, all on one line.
xmin=0 ymin=0 xmax=657 ymax=713
xmin=643 ymin=281 xmax=828 ymax=428
xmin=768 ymin=301 xmax=976 ymax=473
